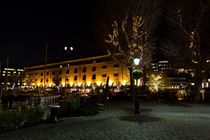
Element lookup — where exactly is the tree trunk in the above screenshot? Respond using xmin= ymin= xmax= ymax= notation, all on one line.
xmin=193 ymin=66 xmax=203 ymax=103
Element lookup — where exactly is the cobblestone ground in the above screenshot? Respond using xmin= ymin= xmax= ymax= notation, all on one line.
xmin=1 ymin=100 xmax=210 ymax=140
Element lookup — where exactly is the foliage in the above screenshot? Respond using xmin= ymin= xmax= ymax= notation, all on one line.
xmin=24 ymin=106 xmax=44 ymax=126
xmin=60 ymin=97 xmax=99 ymax=117
xmin=67 ymin=98 xmax=80 ymax=113
xmin=0 ymin=111 xmax=25 ymax=132
xmin=0 ymin=106 xmax=44 ymax=132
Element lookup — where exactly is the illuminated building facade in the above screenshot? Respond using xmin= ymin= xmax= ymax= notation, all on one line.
xmin=24 ymin=54 xmax=131 ymax=89
xmin=0 ymin=66 xmax=25 ymax=89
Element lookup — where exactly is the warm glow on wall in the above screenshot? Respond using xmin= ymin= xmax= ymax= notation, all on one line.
xmin=87 ymin=81 xmax=91 ymax=86
xmin=97 ymin=81 xmax=101 ymax=86
xmin=109 ymin=80 xmax=113 ymax=86
xmin=49 ymin=83 xmax=52 ymax=87
xmin=123 ymin=80 xmax=127 ymax=86
xmin=70 ymin=82 xmax=73 ymax=87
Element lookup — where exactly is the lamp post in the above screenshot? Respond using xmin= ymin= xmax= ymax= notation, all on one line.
xmin=133 ymin=56 xmax=140 ymax=114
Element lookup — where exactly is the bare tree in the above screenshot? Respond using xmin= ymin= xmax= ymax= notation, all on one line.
xmin=104 ymin=0 xmax=163 ymax=67
xmin=176 ymin=0 xmax=210 ymax=102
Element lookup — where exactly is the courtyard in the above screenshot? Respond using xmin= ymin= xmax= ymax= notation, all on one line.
xmin=1 ymin=99 xmax=210 ymax=140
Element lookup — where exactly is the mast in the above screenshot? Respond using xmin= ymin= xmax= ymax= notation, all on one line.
xmin=5 ymin=57 xmax=9 ymax=91
xmin=44 ymin=43 xmax=48 ymax=90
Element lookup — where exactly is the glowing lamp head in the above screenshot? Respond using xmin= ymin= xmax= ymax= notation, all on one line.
xmin=133 ymin=57 xmax=140 ymax=66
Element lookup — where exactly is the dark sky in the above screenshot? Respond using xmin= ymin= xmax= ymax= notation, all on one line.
xmin=0 ymin=2 xmax=99 ymax=67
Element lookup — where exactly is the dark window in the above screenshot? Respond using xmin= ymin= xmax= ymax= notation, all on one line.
xmin=59 ymin=77 xmax=62 ymax=81
xmin=52 ymin=71 xmax=55 ymax=75
xmin=66 ymin=77 xmax=69 ymax=81
xmin=74 ymin=76 xmax=77 ymax=81
xmin=114 ymin=73 xmax=118 ymax=77
xmin=92 ymin=66 xmax=96 ymax=71
xmin=35 ymin=79 xmax=37 ymax=81
xmin=83 ymin=75 xmax=86 ymax=80
xmin=41 ymin=79 xmax=43 ymax=82
xmin=102 ymin=74 xmax=107 ymax=77
xmin=92 ymin=74 xmax=96 ymax=80
xmin=113 ymin=64 xmax=119 ymax=68
xmin=46 ymin=78 xmax=49 ymax=82
xmin=102 ymin=65 xmax=107 ymax=69
xmin=53 ymin=78 xmax=55 ymax=82
xmin=59 ymin=70 xmax=62 ymax=74
xmin=66 ymin=69 xmax=69 ymax=74
xmin=47 ymin=72 xmax=49 ymax=75
xmin=74 ymin=69 xmax=78 ymax=73
xmin=40 ymin=72 xmax=43 ymax=76
xmin=83 ymin=67 xmax=86 ymax=72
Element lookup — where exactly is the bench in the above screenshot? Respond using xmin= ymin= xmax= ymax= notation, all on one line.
xmin=96 ymin=103 xmax=105 ymax=111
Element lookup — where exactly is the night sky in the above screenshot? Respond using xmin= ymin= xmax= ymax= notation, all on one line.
xmin=0 ymin=1 xmax=209 ymax=67
xmin=0 ymin=2 xmax=99 ymax=67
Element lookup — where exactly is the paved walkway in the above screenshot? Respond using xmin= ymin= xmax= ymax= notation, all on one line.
xmin=1 ymin=100 xmax=210 ymax=140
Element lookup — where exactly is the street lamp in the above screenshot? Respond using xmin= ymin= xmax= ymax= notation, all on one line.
xmin=133 ymin=56 xmax=140 ymax=114
xmin=134 ymin=57 xmax=140 ymax=66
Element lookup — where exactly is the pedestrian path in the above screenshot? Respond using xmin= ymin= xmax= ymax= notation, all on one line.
xmin=1 ymin=100 xmax=210 ymax=140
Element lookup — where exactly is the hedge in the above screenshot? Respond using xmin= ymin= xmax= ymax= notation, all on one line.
xmin=0 ymin=106 xmax=44 ymax=132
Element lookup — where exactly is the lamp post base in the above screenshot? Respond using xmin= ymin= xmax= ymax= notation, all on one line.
xmin=134 ymin=99 xmax=140 ymax=114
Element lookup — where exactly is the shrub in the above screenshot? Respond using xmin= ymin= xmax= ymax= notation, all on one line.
xmin=24 ymin=106 xmax=44 ymax=126
xmin=0 ymin=111 xmax=25 ymax=132
xmin=0 ymin=106 xmax=44 ymax=132
xmin=67 ymin=98 xmax=80 ymax=113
